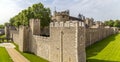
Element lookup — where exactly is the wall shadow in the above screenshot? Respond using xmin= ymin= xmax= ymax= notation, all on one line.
xmin=86 ymin=33 xmax=119 ymax=62
xmin=87 ymin=59 xmax=120 ymax=62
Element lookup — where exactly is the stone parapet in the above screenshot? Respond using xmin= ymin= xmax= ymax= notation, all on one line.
xmin=50 ymin=21 xmax=85 ymax=27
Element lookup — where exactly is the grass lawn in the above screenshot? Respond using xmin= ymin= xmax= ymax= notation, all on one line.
xmin=14 ymin=43 xmax=48 ymax=62
xmin=86 ymin=33 xmax=120 ymax=62
xmin=0 ymin=35 xmax=5 ymax=38
xmin=0 ymin=35 xmax=7 ymax=42
xmin=22 ymin=53 xmax=48 ymax=62
xmin=0 ymin=47 xmax=13 ymax=62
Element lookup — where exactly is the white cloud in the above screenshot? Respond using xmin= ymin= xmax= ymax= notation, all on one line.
xmin=0 ymin=0 xmax=120 ymax=24
xmin=53 ymin=0 xmax=120 ymax=21
xmin=0 ymin=0 xmax=39 ymax=24
xmin=48 ymin=0 xmax=120 ymax=21
xmin=0 ymin=0 xmax=23 ymax=24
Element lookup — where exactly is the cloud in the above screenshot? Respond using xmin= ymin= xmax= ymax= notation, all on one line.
xmin=47 ymin=0 xmax=120 ymax=21
xmin=50 ymin=0 xmax=120 ymax=21
xmin=0 ymin=0 xmax=41 ymax=24
xmin=0 ymin=0 xmax=23 ymax=24
xmin=0 ymin=0 xmax=120 ymax=24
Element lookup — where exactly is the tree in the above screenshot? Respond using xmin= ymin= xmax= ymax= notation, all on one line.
xmin=104 ymin=20 xmax=114 ymax=27
xmin=0 ymin=25 xmax=4 ymax=29
xmin=104 ymin=19 xmax=120 ymax=28
xmin=104 ymin=21 xmax=109 ymax=26
xmin=108 ymin=20 xmax=114 ymax=27
xmin=10 ymin=2 xmax=51 ymax=28
xmin=113 ymin=20 xmax=120 ymax=28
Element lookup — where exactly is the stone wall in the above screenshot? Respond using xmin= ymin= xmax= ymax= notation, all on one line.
xmin=9 ymin=26 xmax=30 ymax=52
xmin=31 ymin=35 xmax=50 ymax=60
xmin=49 ymin=21 xmax=86 ymax=62
xmin=85 ymin=28 xmax=114 ymax=47
xmin=78 ymin=27 xmax=86 ymax=62
xmin=9 ymin=30 xmax=19 ymax=44
xmin=6 ymin=19 xmax=119 ymax=62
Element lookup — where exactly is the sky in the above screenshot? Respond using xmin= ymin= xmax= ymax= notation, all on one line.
xmin=0 ymin=0 xmax=120 ymax=24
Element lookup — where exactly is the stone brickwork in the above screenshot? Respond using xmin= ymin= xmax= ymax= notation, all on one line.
xmin=29 ymin=19 xmax=40 ymax=35
xmin=49 ymin=21 xmax=86 ymax=62
xmin=5 ymin=18 xmax=118 ymax=62
xmin=10 ymin=30 xmax=19 ymax=44
xmin=85 ymin=28 xmax=114 ymax=47
xmin=31 ymin=35 xmax=50 ymax=60
xmin=52 ymin=10 xmax=69 ymax=22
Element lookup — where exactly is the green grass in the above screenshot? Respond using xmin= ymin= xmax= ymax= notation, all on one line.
xmin=86 ymin=33 xmax=120 ymax=62
xmin=0 ymin=47 xmax=13 ymax=62
xmin=22 ymin=53 xmax=48 ymax=62
xmin=0 ymin=35 xmax=5 ymax=38
xmin=13 ymin=43 xmax=48 ymax=62
xmin=0 ymin=35 xmax=7 ymax=42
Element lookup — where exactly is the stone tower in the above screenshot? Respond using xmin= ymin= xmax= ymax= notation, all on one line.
xmin=49 ymin=21 xmax=86 ymax=62
xmin=84 ymin=18 xmax=94 ymax=27
xmin=52 ymin=10 xmax=70 ymax=22
xmin=4 ymin=23 xmax=10 ymax=39
xmin=29 ymin=19 xmax=41 ymax=35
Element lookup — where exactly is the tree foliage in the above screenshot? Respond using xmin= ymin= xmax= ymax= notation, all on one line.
xmin=10 ymin=3 xmax=51 ymax=28
xmin=114 ymin=20 xmax=120 ymax=27
xmin=104 ymin=20 xmax=120 ymax=28
xmin=0 ymin=25 xmax=4 ymax=29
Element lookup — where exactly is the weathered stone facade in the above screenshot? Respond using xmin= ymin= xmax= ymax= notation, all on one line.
xmin=6 ymin=20 xmax=87 ymax=62
xmin=5 ymin=11 xmax=119 ymax=62
xmin=52 ymin=10 xmax=84 ymax=22
xmin=85 ymin=28 xmax=115 ymax=47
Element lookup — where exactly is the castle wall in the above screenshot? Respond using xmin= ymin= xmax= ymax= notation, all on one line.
xmin=7 ymin=19 xmax=119 ymax=62
xmin=55 ymin=15 xmax=69 ymax=22
xmin=52 ymin=10 xmax=69 ymax=22
xmin=62 ymin=27 xmax=78 ymax=62
xmin=85 ymin=28 xmax=115 ymax=47
xmin=29 ymin=19 xmax=40 ymax=35
xmin=78 ymin=27 xmax=86 ymax=62
xmin=28 ymin=19 xmax=50 ymax=60
xmin=22 ymin=26 xmax=30 ymax=52
xmin=9 ymin=26 xmax=30 ymax=52
xmin=9 ymin=30 xmax=19 ymax=45
xmin=5 ymin=26 xmax=10 ymax=38
xmin=30 ymin=35 xmax=50 ymax=60
xmin=18 ymin=26 xmax=25 ymax=51
xmin=49 ymin=27 xmax=62 ymax=62
xmin=49 ymin=21 xmax=86 ymax=62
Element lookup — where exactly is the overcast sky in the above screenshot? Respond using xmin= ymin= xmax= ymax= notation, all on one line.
xmin=0 ymin=0 xmax=120 ymax=24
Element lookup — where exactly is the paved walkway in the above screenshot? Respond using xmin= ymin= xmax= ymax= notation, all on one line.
xmin=0 ymin=43 xmax=30 ymax=62
xmin=0 ymin=43 xmax=15 ymax=48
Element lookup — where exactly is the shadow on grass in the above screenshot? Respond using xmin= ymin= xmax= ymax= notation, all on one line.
xmin=87 ymin=59 xmax=120 ymax=62
xmin=13 ymin=43 xmax=49 ymax=62
xmin=86 ymin=33 xmax=119 ymax=62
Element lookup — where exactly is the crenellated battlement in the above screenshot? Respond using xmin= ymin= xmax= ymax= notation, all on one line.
xmin=55 ymin=10 xmax=69 ymax=16
xmin=30 ymin=19 xmax=40 ymax=24
xmin=6 ymin=17 xmax=119 ymax=62
xmin=29 ymin=19 xmax=40 ymax=35
xmin=55 ymin=12 xmax=69 ymax=16
xmin=50 ymin=20 xmax=85 ymax=27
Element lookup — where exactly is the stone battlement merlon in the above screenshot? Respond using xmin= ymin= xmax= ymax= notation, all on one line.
xmin=30 ymin=19 xmax=40 ymax=23
xmin=29 ymin=18 xmax=40 ymax=35
xmin=55 ymin=12 xmax=69 ymax=16
xmin=50 ymin=21 xmax=85 ymax=27
xmin=54 ymin=10 xmax=69 ymax=16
